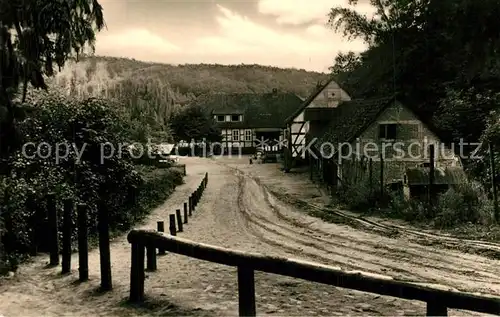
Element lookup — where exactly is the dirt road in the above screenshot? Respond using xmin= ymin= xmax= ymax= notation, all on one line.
xmin=0 ymin=157 xmax=499 ymax=316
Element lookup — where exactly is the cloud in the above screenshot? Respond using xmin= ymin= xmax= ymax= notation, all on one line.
xmin=258 ymin=0 xmax=376 ymax=25
xmin=305 ymin=24 xmax=329 ymax=37
xmin=97 ymin=28 xmax=180 ymax=53
xmin=92 ymin=2 xmax=369 ymax=72
xmin=186 ymin=4 xmax=367 ymax=72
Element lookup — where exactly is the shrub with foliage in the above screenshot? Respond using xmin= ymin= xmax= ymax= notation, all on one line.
xmin=385 ymin=181 xmax=494 ymax=228
xmin=434 ymin=182 xmax=494 ymax=228
xmin=336 ymin=178 xmax=375 ymax=211
xmin=170 ymin=104 xmax=221 ymax=143
xmin=0 ymin=91 xmax=183 ymax=274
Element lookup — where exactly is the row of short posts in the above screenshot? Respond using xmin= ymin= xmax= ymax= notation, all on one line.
xmin=143 ymin=172 xmax=208 ymax=273
xmin=24 ymin=194 xmax=110 ymax=290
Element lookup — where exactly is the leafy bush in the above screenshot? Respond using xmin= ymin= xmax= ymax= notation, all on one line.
xmin=0 ymin=91 xmax=184 ymax=274
xmin=169 ymin=104 xmax=221 ymax=143
xmin=336 ymin=178 xmax=374 ymax=211
xmin=136 ymin=167 xmax=184 ymax=213
xmin=435 ymin=182 xmax=494 ymax=228
xmin=385 ymin=180 xmax=494 ymax=228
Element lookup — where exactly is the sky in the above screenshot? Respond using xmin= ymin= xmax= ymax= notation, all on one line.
xmin=94 ymin=0 xmax=376 ymax=73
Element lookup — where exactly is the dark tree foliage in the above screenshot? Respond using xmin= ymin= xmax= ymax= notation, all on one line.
xmin=169 ymin=105 xmax=222 ymax=143
xmin=328 ymin=0 xmax=500 ymax=145
xmin=0 ymin=0 xmax=104 ymax=162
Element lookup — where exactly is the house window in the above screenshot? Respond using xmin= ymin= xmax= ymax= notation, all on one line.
xmin=232 ymin=130 xmax=240 ymax=141
xmin=217 ymin=115 xmax=225 ymax=122
xmin=245 ymin=130 xmax=252 ymax=141
xmin=231 ymin=114 xmax=241 ymax=122
xmin=379 ymin=124 xmax=397 ymax=139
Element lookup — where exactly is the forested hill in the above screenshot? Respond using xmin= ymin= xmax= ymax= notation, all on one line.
xmin=47 ymin=56 xmax=327 ymax=142
xmin=51 ymin=56 xmax=328 ymax=104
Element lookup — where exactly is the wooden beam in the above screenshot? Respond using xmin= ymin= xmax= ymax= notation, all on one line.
xmin=428 ymin=144 xmax=435 ymax=205
xmin=490 ymin=143 xmax=499 ymax=222
xmin=238 ymin=266 xmax=256 ymax=316
xmin=292 ymin=121 xmax=307 ymax=147
xmin=128 ymin=230 xmax=500 ymax=316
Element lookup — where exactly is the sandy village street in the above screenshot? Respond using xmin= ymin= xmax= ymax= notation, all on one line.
xmin=1 ymin=156 xmax=500 ymax=316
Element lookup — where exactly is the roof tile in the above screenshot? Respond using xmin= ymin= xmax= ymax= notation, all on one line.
xmin=315 ymin=96 xmax=395 ymax=150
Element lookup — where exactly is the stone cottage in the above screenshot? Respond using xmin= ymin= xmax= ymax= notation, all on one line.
xmin=311 ymin=95 xmax=463 ymax=190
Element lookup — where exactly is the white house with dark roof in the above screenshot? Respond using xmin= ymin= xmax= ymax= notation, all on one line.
xmin=191 ymin=89 xmax=304 ymax=154
xmin=283 ymin=77 xmax=351 ymax=171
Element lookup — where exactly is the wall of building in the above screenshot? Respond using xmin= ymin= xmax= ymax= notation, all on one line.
xmin=290 ymin=81 xmax=351 ymax=158
xmin=309 ymin=81 xmax=351 ymax=108
xmin=340 ymin=102 xmax=462 ymax=183
xmin=221 ymin=128 xmax=255 ymax=149
xmin=219 ymin=128 xmax=285 ymax=152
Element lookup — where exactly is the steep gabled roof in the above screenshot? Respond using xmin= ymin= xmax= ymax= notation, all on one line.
xmin=285 ymin=76 xmax=337 ymax=124
xmin=313 ymin=95 xmax=455 ymax=157
xmin=314 ymin=96 xmax=396 ymax=152
xmin=192 ymin=92 xmax=304 ymax=129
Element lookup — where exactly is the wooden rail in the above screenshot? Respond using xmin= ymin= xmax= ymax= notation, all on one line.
xmin=127 ymin=230 xmax=500 ymax=316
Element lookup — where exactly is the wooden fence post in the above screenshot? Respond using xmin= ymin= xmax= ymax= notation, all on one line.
xmin=310 ymin=156 xmax=314 ymax=181
xmin=98 ymin=201 xmax=112 ymax=291
xmin=169 ymin=214 xmax=177 ymax=236
xmin=77 ymin=204 xmax=88 ymax=281
xmin=428 ymin=144 xmax=435 ymax=206
xmin=183 ymin=203 xmax=188 ymax=224
xmin=238 ymin=266 xmax=256 ymax=316
xmin=369 ymin=158 xmax=373 ymax=198
xmin=489 ymin=142 xmax=499 ymax=222
xmin=62 ymin=198 xmax=73 ymax=274
xmin=129 ymin=242 xmax=145 ymax=302
xmin=146 ymin=244 xmax=157 ymax=271
xmin=176 ymin=209 xmax=183 ymax=232
xmin=379 ymin=153 xmax=384 ymax=199
xmin=426 ymin=300 xmax=447 ymax=316
xmin=47 ymin=193 xmax=59 ymax=266
xmin=189 ymin=196 xmax=193 ymax=216
xmin=157 ymin=221 xmax=165 ymax=255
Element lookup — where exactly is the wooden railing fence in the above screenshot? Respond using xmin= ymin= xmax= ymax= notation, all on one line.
xmin=127 ymin=229 xmax=500 ymax=317
xmin=4 ymin=168 xmax=207 ymax=294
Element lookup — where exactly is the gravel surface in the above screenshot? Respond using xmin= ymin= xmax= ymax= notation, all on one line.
xmin=0 ymin=156 xmax=498 ymax=316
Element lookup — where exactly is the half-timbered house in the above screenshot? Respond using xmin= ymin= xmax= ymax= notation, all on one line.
xmin=312 ymin=95 xmax=463 ymax=191
xmin=192 ymin=89 xmax=304 ymax=154
xmin=283 ymin=77 xmax=351 ymax=172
